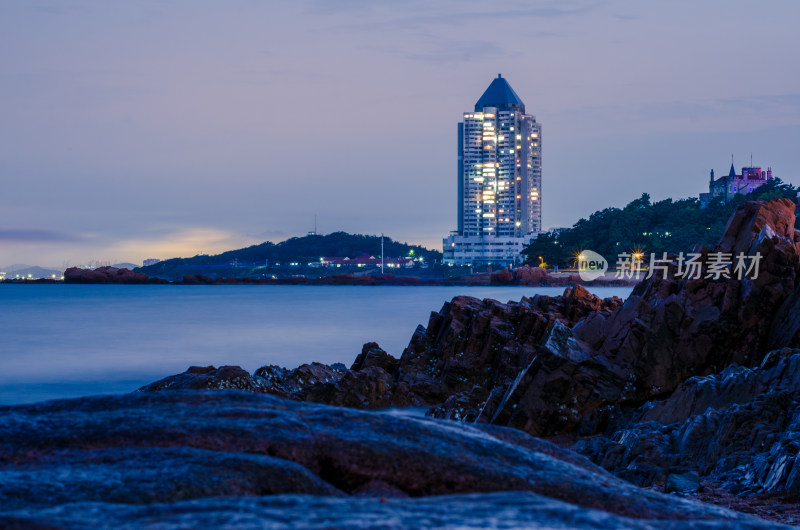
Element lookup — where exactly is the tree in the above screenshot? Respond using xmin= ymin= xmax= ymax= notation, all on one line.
xmin=523 ymin=181 xmax=799 ymax=268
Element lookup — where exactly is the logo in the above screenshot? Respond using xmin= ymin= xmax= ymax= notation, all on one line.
xmin=578 ymin=250 xmax=608 ymax=281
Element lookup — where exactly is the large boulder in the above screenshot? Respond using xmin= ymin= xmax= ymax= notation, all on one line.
xmin=0 ymin=390 xmax=783 ymax=528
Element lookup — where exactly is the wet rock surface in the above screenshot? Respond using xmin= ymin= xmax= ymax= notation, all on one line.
xmin=575 ymin=348 xmax=800 ymax=497
xmin=0 ymin=492 xmax=785 ymax=530
xmin=0 ymin=391 xmax=785 ymax=528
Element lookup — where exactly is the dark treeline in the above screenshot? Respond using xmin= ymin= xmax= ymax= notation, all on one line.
xmin=524 ymin=179 xmax=799 ymax=268
xmin=138 ymin=231 xmax=442 ymax=276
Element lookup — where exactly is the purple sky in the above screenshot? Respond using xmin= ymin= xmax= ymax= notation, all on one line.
xmin=2 ymin=1 xmax=799 ymax=268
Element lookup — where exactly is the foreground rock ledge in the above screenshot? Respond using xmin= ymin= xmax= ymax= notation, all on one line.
xmin=0 ymin=390 xmax=786 ymax=529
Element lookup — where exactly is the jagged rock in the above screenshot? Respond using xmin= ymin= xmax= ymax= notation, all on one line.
xmin=718 ymin=198 xmax=798 ymax=255
xmin=575 ymin=349 xmax=800 ymax=497
xmin=323 ymin=366 xmax=395 ymax=408
xmin=0 ymin=390 xmax=784 ymax=529
xmin=350 ymin=342 xmax=399 ymax=373
xmin=253 ymin=362 xmax=346 ymax=400
xmin=141 ymin=288 xmax=624 ymax=433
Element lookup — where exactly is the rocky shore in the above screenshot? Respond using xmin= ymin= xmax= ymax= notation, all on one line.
xmin=3 ymin=197 xmax=800 ymax=527
xmin=63 ymin=266 xmax=168 ymax=284
xmin=62 ymin=263 xmax=635 ymax=286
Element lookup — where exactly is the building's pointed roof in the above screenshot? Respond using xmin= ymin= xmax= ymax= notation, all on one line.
xmin=728 ymin=163 xmax=737 ymax=179
xmin=475 ymin=74 xmax=525 ymax=112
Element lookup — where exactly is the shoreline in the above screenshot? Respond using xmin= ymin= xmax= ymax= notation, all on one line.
xmin=1 ymin=265 xmax=640 ymax=287
xmin=1 ymin=277 xmax=640 ymax=287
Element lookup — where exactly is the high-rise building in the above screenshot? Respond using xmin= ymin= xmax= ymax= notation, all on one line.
xmin=443 ymin=74 xmax=541 ymax=266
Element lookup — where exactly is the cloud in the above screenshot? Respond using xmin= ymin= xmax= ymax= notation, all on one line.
xmin=370 ymin=38 xmax=515 ymax=65
xmin=312 ymin=1 xmax=586 ymax=65
xmin=553 ymin=92 xmax=800 ymax=138
xmin=330 ymin=0 xmax=604 ymax=32
xmin=14 ymin=2 xmax=89 ymax=16
xmin=248 ymin=229 xmax=289 ymax=242
xmin=103 ymin=227 xmax=255 ymax=261
xmin=0 ymin=229 xmax=85 ymax=243
xmin=715 ymin=93 xmax=800 ymax=115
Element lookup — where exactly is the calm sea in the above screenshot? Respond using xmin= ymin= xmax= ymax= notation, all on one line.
xmin=0 ymin=284 xmax=631 ymax=405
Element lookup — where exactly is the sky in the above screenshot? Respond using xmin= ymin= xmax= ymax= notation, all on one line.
xmin=2 ymin=0 xmax=800 ymax=268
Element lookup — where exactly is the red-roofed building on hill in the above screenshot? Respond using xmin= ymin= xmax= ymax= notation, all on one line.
xmin=700 ymin=162 xmax=774 ymax=208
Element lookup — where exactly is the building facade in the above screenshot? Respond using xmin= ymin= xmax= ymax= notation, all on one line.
xmin=700 ymin=163 xmax=773 ymax=207
xmin=443 ymin=74 xmax=542 ymax=266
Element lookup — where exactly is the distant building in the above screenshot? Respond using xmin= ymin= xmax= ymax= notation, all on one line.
xmin=317 ymin=253 xmax=415 ymax=269
xmin=443 ymin=74 xmax=542 ymax=266
xmin=143 ymin=259 xmax=161 ymax=267
xmin=700 ymin=163 xmax=773 ymax=207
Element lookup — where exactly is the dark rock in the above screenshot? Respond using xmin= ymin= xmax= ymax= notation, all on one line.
xmin=139 ymin=365 xmax=269 ymax=393
xmin=514 ymin=265 xmax=553 ymax=285
xmin=350 ymin=342 xmax=399 ymax=373
xmin=0 ymin=390 xmax=783 ymax=528
xmin=322 ymin=365 xmax=395 ymax=408
xmin=575 ymin=349 xmax=800 ymax=497
xmin=490 ymin=267 xmax=514 ymax=284
xmin=665 ymin=472 xmax=701 ymax=494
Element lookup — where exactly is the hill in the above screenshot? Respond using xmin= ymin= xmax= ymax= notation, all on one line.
xmin=524 ymin=178 xmax=799 ymax=268
xmin=136 ymin=232 xmax=442 ymax=280
xmin=1 ymin=265 xmax=62 ymax=279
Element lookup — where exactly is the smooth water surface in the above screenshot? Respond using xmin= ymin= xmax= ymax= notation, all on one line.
xmin=0 ymin=284 xmax=632 ymax=404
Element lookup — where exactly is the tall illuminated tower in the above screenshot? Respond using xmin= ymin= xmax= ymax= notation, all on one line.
xmin=443 ymin=74 xmax=542 ymax=266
